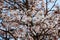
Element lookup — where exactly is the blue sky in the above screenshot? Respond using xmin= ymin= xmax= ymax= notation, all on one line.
xmin=46 ymin=0 xmax=60 ymax=10
xmin=57 ymin=0 xmax=60 ymax=5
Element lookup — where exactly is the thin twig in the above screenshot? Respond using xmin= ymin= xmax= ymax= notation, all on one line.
xmin=4 ymin=0 xmax=14 ymax=6
xmin=4 ymin=0 xmax=24 ymax=11
xmin=48 ymin=0 xmax=57 ymax=12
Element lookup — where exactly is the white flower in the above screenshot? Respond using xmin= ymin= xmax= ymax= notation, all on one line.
xmin=16 ymin=15 xmax=21 ymax=21
xmin=27 ymin=17 xmax=32 ymax=22
xmin=22 ymin=15 xmax=27 ymax=22
xmin=10 ymin=10 xmax=15 ymax=14
xmin=54 ymin=21 xmax=58 ymax=24
xmin=33 ymin=17 xmax=38 ymax=23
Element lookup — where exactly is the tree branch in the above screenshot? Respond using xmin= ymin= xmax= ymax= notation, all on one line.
xmin=0 ymin=29 xmax=16 ymax=40
xmin=45 ymin=0 xmax=48 ymax=16
xmin=48 ymin=0 xmax=57 ymax=12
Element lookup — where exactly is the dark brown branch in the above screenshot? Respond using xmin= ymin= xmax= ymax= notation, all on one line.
xmin=24 ymin=0 xmax=29 ymax=10
xmin=7 ymin=31 xmax=17 ymax=40
xmin=45 ymin=0 xmax=48 ymax=16
xmin=0 ymin=29 xmax=16 ymax=40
